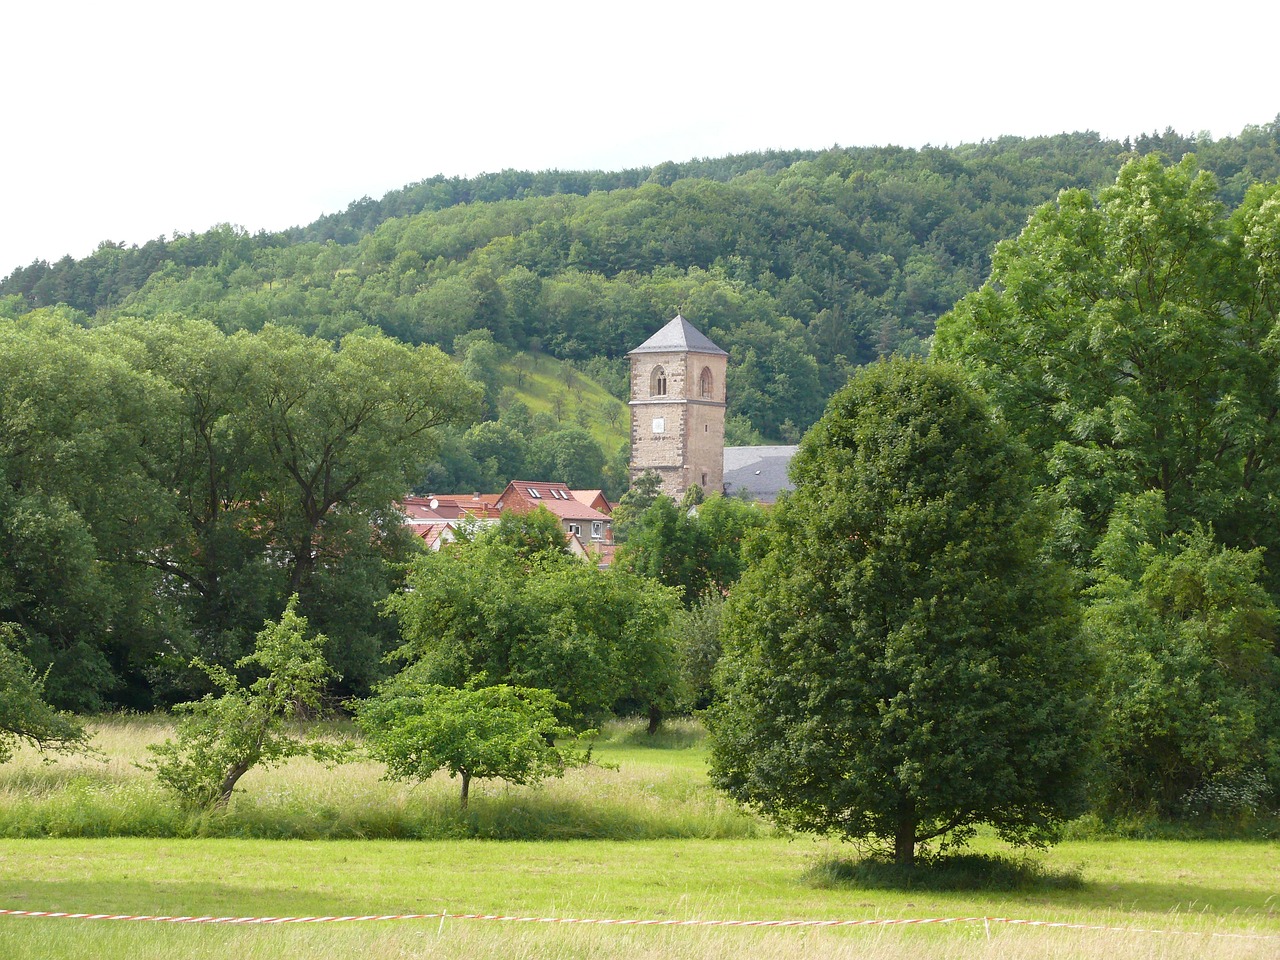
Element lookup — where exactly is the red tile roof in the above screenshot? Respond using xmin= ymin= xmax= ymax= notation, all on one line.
xmin=417 ymin=522 xmax=454 ymax=549
xmin=399 ymin=493 xmax=502 ymax=522
xmin=570 ymin=489 xmax=613 ymax=515
xmin=496 ymin=481 xmax=611 ymax=523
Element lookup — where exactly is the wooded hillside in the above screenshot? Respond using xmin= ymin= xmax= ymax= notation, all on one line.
xmin=7 ymin=121 xmax=1280 ymax=445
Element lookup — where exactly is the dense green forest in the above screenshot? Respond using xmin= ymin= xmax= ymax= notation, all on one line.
xmin=6 ymin=121 xmax=1280 ymax=451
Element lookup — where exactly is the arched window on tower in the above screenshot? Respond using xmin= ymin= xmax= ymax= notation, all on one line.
xmin=651 ymin=365 xmax=667 ymax=397
xmin=699 ymin=366 xmax=713 ymax=399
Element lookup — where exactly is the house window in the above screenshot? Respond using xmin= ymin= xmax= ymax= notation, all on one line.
xmin=651 ymin=365 xmax=667 ymax=397
xmin=568 ymin=522 xmax=582 ymax=537
xmin=652 ymin=417 xmax=665 ymax=434
xmin=528 ymin=488 xmax=541 ymax=498
xmin=699 ymin=366 xmax=713 ymax=399
xmin=591 ymin=521 xmax=603 ymax=540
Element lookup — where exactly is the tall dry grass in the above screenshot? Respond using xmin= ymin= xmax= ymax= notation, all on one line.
xmin=0 ymin=715 xmax=760 ymax=840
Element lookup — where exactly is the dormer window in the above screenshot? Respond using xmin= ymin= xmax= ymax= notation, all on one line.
xmin=651 ymin=365 xmax=668 ymax=397
xmin=699 ymin=366 xmax=713 ymax=399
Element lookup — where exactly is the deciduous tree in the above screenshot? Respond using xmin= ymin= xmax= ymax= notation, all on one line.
xmin=707 ymin=359 xmax=1094 ymax=867
xmin=146 ymin=597 xmax=341 ymax=809
xmin=357 ymin=677 xmax=590 ymax=807
xmin=1083 ymin=493 xmax=1280 ymax=813
xmin=0 ymin=625 xmax=87 ymax=763
xmin=935 ymin=157 xmax=1280 ymax=575
xmin=387 ymin=536 xmax=683 ymax=731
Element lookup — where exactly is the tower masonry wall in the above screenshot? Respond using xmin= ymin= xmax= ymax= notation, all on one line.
xmin=629 ymin=348 xmax=726 ymax=500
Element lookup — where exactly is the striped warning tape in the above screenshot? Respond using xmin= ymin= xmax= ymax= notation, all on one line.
xmin=0 ymin=908 xmax=1276 ymax=939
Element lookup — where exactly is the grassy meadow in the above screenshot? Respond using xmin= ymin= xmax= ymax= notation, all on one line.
xmin=0 ymin=717 xmax=1276 ymax=959
xmin=0 ymin=716 xmax=754 ymax=841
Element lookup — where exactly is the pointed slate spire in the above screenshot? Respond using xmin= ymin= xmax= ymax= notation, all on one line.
xmin=627 ymin=315 xmax=727 ymax=356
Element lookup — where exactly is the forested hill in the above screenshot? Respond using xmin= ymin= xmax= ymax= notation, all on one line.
xmin=5 ymin=120 xmax=1280 ymax=443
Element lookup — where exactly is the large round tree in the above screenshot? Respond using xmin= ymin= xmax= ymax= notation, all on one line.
xmin=707 ymin=359 xmax=1094 ymax=867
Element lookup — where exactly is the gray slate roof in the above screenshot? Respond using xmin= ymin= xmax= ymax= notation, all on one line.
xmin=628 ymin=315 xmax=727 ymax=356
xmin=723 ymin=445 xmax=798 ymax=504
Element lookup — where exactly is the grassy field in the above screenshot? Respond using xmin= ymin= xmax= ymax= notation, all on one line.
xmin=0 ymin=718 xmax=1276 ymax=959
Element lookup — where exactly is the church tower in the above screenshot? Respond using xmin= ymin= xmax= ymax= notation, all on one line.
xmin=628 ymin=315 xmax=728 ymax=500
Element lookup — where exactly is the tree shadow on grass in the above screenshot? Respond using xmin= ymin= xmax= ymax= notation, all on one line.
xmin=803 ymin=853 xmax=1279 ymax=919
xmin=803 ymin=854 xmax=1086 ymax=893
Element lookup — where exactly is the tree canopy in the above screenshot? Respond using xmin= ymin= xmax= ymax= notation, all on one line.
xmin=386 ymin=528 xmax=683 ymax=731
xmin=615 ymin=492 xmax=767 ymax=604
xmin=1083 ymin=493 xmax=1280 ymax=814
xmin=0 ymin=313 xmax=479 ymax=709
xmin=935 ymin=155 xmax=1280 ymax=577
xmin=357 ymin=677 xmax=590 ymax=807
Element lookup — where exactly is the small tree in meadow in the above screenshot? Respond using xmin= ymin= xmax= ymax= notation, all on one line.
xmin=357 ymin=676 xmax=591 ymax=807
xmin=146 ymin=596 xmax=341 ymax=809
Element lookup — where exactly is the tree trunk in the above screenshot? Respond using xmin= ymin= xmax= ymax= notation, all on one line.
xmin=647 ymin=704 xmax=662 ymax=735
xmin=288 ymin=533 xmax=314 ymax=596
xmin=894 ymin=800 xmax=916 ymax=868
xmin=214 ymin=758 xmax=253 ymax=810
xmin=460 ymin=771 xmax=471 ymax=809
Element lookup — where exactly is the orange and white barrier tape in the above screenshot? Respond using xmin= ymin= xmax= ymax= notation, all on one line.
xmin=0 ymin=908 xmax=1276 ymax=940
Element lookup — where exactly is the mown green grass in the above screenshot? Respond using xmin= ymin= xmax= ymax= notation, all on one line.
xmin=0 ymin=836 xmax=1275 ymax=959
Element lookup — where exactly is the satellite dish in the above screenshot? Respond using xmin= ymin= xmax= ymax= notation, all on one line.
xmin=429 ymin=498 xmax=439 ymax=509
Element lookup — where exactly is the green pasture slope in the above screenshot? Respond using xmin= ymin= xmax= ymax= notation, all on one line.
xmin=506 ymin=352 xmax=629 ymax=454
xmin=0 ymin=719 xmax=1275 ymax=960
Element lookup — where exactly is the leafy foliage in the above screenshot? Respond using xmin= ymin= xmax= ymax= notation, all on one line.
xmin=708 ymin=360 xmax=1095 ymax=866
xmin=0 ymin=314 xmax=479 ymax=707
xmin=616 ymin=493 xmax=767 ymax=603
xmin=936 ymin=156 xmax=1280 ymax=579
xmin=0 ymin=625 xmax=87 ymax=763
xmin=936 ymin=152 xmax=1280 ymax=824
xmin=1083 ymin=493 xmax=1280 ymax=814
xmin=675 ymin=591 xmax=725 ymax=711
xmin=386 ymin=533 xmax=683 ymax=731
xmin=357 ymin=677 xmax=590 ymax=807
xmin=145 ymin=597 xmax=342 ymax=809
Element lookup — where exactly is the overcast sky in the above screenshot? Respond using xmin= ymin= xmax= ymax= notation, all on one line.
xmin=5 ymin=0 xmax=1277 ymax=278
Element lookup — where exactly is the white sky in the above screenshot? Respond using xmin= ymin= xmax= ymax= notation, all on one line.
xmin=4 ymin=0 xmax=1277 ymax=277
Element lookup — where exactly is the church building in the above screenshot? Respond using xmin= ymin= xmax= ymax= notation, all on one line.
xmin=627 ymin=315 xmax=728 ymax=500
xmin=628 ymin=314 xmax=798 ymax=503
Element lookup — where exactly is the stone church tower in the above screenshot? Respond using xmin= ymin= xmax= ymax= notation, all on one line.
xmin=628 ymin=315 xmax=728 ymax=500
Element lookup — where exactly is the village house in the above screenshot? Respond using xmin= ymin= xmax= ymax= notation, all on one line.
xmin=399 ymin=484 xmax=615 ymax=565
xmin=398 ymin=492 xmax=502 ymax=550
xmin=494 ymin=480 xmax=615 ymax=566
